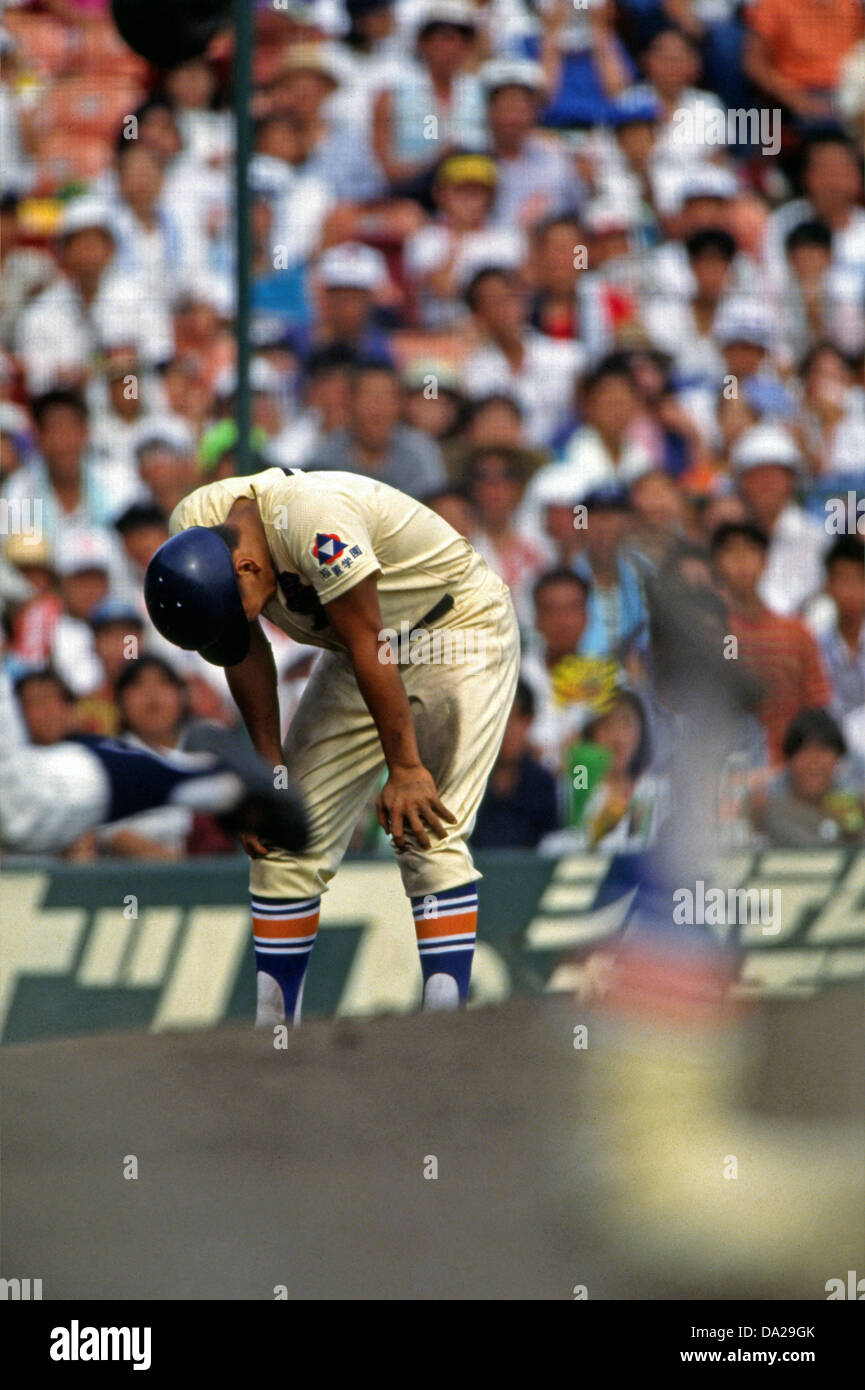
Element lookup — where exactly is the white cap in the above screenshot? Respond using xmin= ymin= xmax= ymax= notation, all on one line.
xmin=213 ymin=356 xmax=284 ymax=399
xmin=172 ymin=270 xmax=234 ymax=318
xmin=677 ymin=164 xmax=739 ymax=208
xmin=455 ymin=232 xmax=525 ymax=291
xmin=731 ymin=422 xmax=803 ymax=474
xmin=281 ymin=41 xmax=350 ymax=87
xmin=585 ymin=192 xmax=638 ymax=234
xmin=133 ymin=414 xmax=195 ymax=456
xmin=414 ymin=0 xmax=478 ymax=35
xmin=531 ymin=464 xmax=586 ymax=509
xmin=275 ymin=0 xmax=346 ymax=32
xmin=0 ymin=401 xmax=31 ymax=436
xmin=318 ymin=241 xmax=387 ymax=291
xmin=715 ymin=297 xmax=774 ymax=349
xmin=55 ymin=529 xmax=116 ymax=577
xmin=480 ymin=58 xmax=546 ymax=95
xmin=59 ymin=197 xmax=116 ymax=240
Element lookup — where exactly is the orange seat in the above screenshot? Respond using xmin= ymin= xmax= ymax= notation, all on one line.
xmin=390 ymin=331 xmax=467 ymax=370
xmin=30 ymin=76 xmax=145 ymax=142
xmin=3 ymin=13 xmax=71 ymax=78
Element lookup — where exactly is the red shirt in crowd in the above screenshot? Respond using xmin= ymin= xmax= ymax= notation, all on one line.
xmin=729 ymin=605 xmax=832 ymax=764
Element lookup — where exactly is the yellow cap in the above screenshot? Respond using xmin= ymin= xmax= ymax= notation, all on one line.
xmin=4 ymin=532 xmax=53 ymax=569
xmin=437 ymin=154 xmax=497 ymax=188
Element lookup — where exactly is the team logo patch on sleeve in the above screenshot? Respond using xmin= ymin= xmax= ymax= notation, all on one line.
xmin=313 ymin=533 xmax=347 ymax=564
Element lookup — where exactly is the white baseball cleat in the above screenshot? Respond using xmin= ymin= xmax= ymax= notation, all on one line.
xmin=422 ymin=973 xmax=460 ymax=1011
xmin=255 ymin=971 xmax=285 ymax=1029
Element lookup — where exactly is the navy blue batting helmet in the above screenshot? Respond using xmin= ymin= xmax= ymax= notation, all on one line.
xmin=144 ymin=527 xmax=250 ymax=668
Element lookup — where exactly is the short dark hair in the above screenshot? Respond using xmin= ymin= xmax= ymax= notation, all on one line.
xmin=825 ymin=534 xmax=865 ymax=575
xmin=782 ymin=707 xmax=846 ymax=760
xmin=532 ymin=567 xmax=590 ymax=608
xmin=534 ymin=210 xmax=583 ymax=242
xmin=798 ymin=338 xmax=853 ymax=381
xmin=124 ymin=96 xmax=176 ymax=156
xmin=785 ymin=218 xmax=832 ymax=256
xmin=466 ymin=447 xmax=530 ymax=486
xmin=351 ymin=358 xmax=398 ymax=387
xmin=710 ymin=520 xmax=770 ymax=556
xmin=209 ymin=523 xmax=241 ymax=554
xmin=13 ymin=666 xmax=74 ymax=704
xmin=115 ymin=650 xmax=187 ymax=717
xmin=115 ymin=502 xmax=168 ymax=535
xmin=581 ymin=354 xmax=635 ymax=398
xmin=646 ymin=22 xmax=700 ymax=54
xmin=115 ymin=129 xmax=162 ymax=164
xmin=31 ymin=388 xmax=88 ymax=428
xmin=584 ymin=688 xmax=652 ymax=779
xmin=686 ymin=227 xmax=737 ymax=262
xmin=464 ymin=265 xmax=513 ymax=311
xmin=801 ymin=128 xmax=856 ymax=175
xmin=423 ymin=484 xmax=471 ymax=509
xmin=303 ymin=344 xmax=358 ymax=380
xmin=466 ymin=391 xmax=523 ymax=423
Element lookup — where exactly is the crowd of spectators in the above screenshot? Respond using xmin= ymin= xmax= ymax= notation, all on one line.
xmin=1 ymin=0 xmax=863 ymax=857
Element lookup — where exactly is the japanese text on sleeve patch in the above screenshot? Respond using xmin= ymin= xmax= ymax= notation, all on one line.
xmin=312 ymin=533 xmax=363 ymax=578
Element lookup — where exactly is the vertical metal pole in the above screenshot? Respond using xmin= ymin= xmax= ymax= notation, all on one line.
xmin=234 ymin=0 xmax=253 ymax=473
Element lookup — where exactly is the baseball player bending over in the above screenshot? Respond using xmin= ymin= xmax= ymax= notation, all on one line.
xmin=145 ymin=467 xmax=520 ymax=1024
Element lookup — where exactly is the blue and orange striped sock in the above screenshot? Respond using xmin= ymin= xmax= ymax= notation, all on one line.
xmin=412 ymin=883 xmax=478 ymax=1009
xmin=252 ymin=894 xmax=320 ymax=1026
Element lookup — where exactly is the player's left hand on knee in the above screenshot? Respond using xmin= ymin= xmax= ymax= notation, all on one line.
xmin=377 ymin=765 xmax=456 ymax=851
xmin=239 ymin=830 xmax=272 ymax=859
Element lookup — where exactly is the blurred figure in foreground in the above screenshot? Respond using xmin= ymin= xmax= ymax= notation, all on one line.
xmin=578 ymin=550 xmax=864 ymax=1297
xmin=0 ymin=661 xmax=308 ymax=857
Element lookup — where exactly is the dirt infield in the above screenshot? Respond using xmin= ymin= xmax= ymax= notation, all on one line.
xmin=2 ymin=989 xmax=863 ymax=1300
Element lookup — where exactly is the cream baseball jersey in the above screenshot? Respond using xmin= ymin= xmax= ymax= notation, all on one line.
xmin=168 ymin=468 xmax=492 ymax=652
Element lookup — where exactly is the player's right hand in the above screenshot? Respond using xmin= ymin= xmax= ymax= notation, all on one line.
xmin=377 ymin=764 xmax=457 ymax=851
